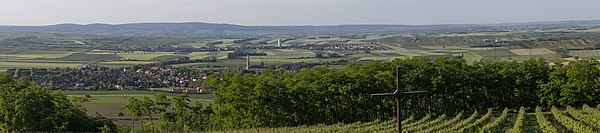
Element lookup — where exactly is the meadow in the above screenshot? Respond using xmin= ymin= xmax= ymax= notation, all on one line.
xmin=569 ymin=49 xmax=600 ymax=58
xmin=62 ymin=90 xmax=213 ymax=118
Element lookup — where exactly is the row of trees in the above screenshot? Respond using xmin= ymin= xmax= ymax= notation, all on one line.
xmin=125 ymin=93 xmax=212 ymax=132
xmin=0 ymin=74 xmax=115 ymax=132
xmin=201 ymin=57 xmax=600 ymax=129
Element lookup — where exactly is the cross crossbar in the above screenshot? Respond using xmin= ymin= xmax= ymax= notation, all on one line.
xmin=371 ymin=93 xmax=396 ymax=98
xmin=402 ymin=91 xmax=427 ymax=97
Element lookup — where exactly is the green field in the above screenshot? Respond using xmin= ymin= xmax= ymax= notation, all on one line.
xmin=0 ymin=60 xmax=86 ymax=69
xmin=118 ymin=52 xmax=178 ymax=60
xmin=63 ymin=90 xmax=213 ymax=118
xmin=259 ymin=49 xmax=315 ymax=59
xmin=61 ymin=53 xmax=122 ymax=61
xmin=569 ymin=49 xmax=600 ymax=58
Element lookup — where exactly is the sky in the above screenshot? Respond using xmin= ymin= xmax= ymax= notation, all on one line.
xmin=1 ymin=0 xmax=600 ymax=26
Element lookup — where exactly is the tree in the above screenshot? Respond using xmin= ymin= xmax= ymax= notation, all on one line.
xmin=154 ymin=93 xmax=171 ymax=131
xmin=559 ymin=60 xmax=600 ymax=106
xmin=125 ymin=97 xmax=142 ymax=132
xmin=141 ymin=96 xmax=156 ymax=132
xmin=173 ymin=93 xmax=190 ymax=132
xmin=0 ymin=73 xmax=115 ymax=132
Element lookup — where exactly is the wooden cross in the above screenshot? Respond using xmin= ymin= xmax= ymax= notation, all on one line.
xmin=371 ymin=66 xmax=427 ymax=133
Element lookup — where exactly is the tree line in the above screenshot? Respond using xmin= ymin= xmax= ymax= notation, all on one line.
xmin=200 ymin=57 xmax=600 ymax=129
xmin=125 ymin=93 xmax=212 ymax=132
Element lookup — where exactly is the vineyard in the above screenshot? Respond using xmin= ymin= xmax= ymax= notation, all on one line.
xmin=205 ymin=105 xmax=600 ymax=133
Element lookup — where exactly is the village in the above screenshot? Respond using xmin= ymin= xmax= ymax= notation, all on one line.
xmin=7 ymin=65 xmax=214 ymax=94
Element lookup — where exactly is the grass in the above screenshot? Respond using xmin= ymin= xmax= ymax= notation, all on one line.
xmin=61 ymin=53 xmax=121 ymax=61
xmin=259 ymin=49 xmax=315 ymax=59
xmin=12 ymin=50 xmax=74 ymax=59
xmin=371 ymin=44 xmax=468 ymax=57
xmin=94 ymin=61 xmax=155 ymax=67
xmin=187 ymin=52 xmax=211 ymax=59
xmin=569 ymin=49 xmax=600 ymax=58
xmin=118 ymin=52 xmax=177 ymax=60
xmin=169 ymin=59 xmax=246 ymax=68
xmin=62 ymin=90 xmax=213 ymax=118
xmin=151 ymin=54 xmax=187 ymax=61
xmin=433 ymin=31 xmax=516 ymax=37
xmin=0 ymin=60 xmax=85 ymax=69
xmin=180 ymin=43 xmax=207 ymax=48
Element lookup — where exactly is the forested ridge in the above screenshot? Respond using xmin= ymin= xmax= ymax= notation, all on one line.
xmin=202 ymin=57 xmax=600 ymax=129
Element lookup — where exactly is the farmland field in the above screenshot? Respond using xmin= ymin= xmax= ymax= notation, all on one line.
xmin=61 ymin=53 xmax=121 ymax=61
xmin=63 ymin=90 xmax=213 ymax=117
xmin=510 ymin=48 xmax=556 ymax=55
xmin=1 ymin=30 xmax=595 ymax=71
xmin=206 ymin=106 xmax=598 ymax=133
xmin=0 ymin=60 xmax=86 ymax=69
xmin=118 ymin=52 xmax=177 ymax=60
xmin=259 ymin=49 xmax=315 ymax=59
xmin=569 ymin=49 xmax=600 ymax=58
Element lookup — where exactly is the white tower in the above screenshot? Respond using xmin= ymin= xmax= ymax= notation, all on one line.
xmin=246 ymin=54 xmax=250 ymax=70
xmin=277 ymin=38 xmax=282 ymax=47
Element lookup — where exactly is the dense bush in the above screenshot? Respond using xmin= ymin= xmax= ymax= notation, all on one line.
xmin=0 ymin=73 xmax=115 ymax=132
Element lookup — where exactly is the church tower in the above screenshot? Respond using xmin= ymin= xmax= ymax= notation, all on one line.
xmin=246 ymin=54 xmax=250 ymax=70
xmin=277 ymin=38 xmax=282 ymax=47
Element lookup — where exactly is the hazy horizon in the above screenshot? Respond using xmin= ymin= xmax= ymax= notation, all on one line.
xmin=2 ymin=0 xmax=600 ymax=26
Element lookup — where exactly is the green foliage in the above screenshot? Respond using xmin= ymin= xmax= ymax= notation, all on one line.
xmin=458 ymin=108 xmax=493 ymax=133
xmin=565 ymin=106 xmax=600 ymax=128
xmin=551 ymin=106 xmax=594 ymax=133
xmin=535 ymin=107 xmax=558 ymax=133
xmin=204 ymin=106 xmax=600 ymax=132
xmin=480 ymin=108 xmax=509 ymax=133
xmin=400 ymin=116 xmax=414 ymax=125
xmin=0 ymin=73 xmax=115 ymax=132
xmin=541 ymin=60 xmax=600 ymax=107
xmin=511 ymin=107 xmax=526 ymax=133
xmin=125 ymin=93 xmax=212 ymax=132
xmin=99 ymin=125 xmax=111 ymax=133
xmin=581 ymin=104 xmax=600 ymax=118
xmin=402 ymin=114 xmax=430 ymax=129
xmin=445 ymin=110 xmax=478 ymax=132
xmin=421 ymin=112 xmax=463 ymax=132
xmin=206 ymin=57 xmax=588 ymax=129
xmin=404 ymin=114 xmax=446 ymax=132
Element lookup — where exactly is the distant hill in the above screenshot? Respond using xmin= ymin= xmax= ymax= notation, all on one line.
xmin=0 ymin=22 xmax=422 ymax=37
xmin=0 ymin=20 xmax=599 ymax=37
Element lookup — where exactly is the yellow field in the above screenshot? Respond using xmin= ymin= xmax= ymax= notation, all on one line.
xmin=510 ymin=48 xmax=555 ymax=55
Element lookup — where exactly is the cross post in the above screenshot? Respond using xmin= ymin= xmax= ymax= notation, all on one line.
xmin=371 ymin=66 xmax=427 ymax=133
